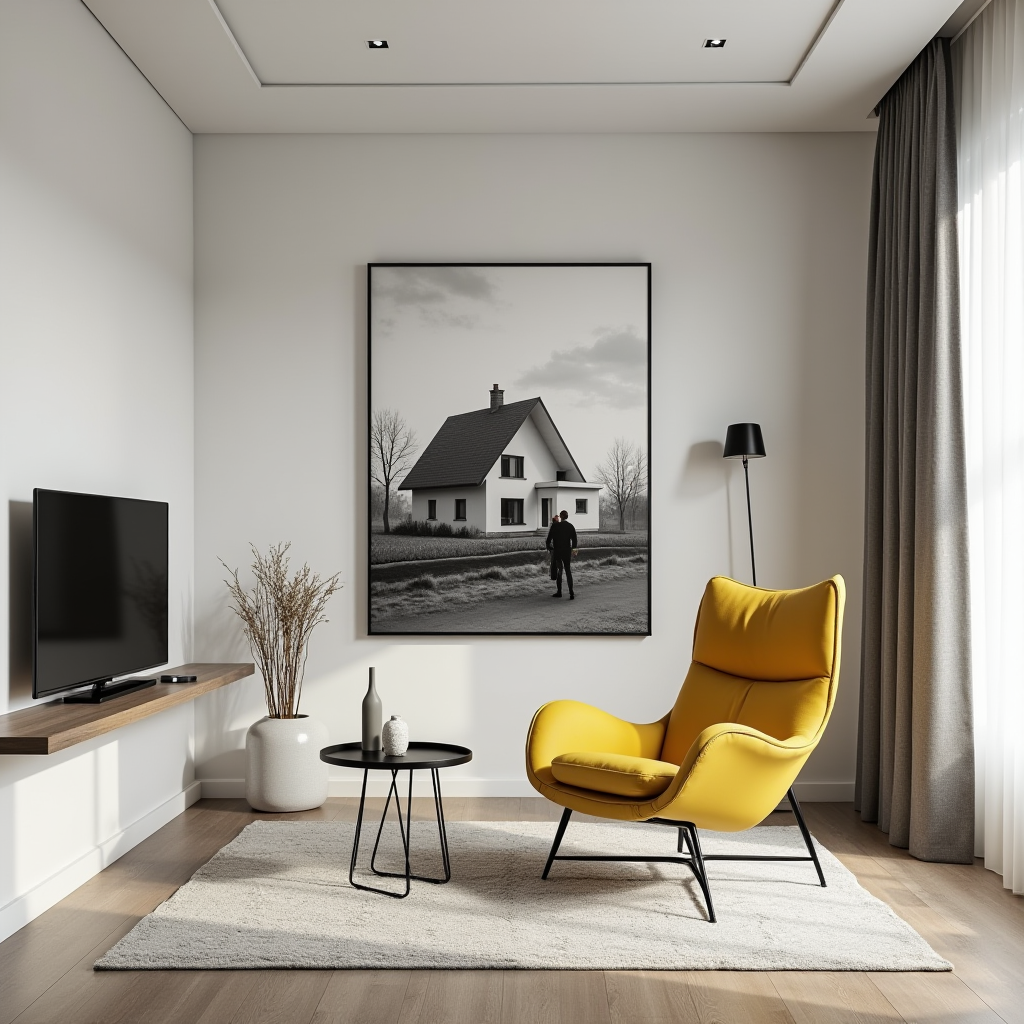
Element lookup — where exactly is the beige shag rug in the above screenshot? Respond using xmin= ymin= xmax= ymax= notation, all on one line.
xmin=96 ymin=820 xmax=950 ymax=971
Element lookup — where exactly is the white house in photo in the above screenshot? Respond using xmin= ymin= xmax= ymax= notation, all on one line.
xmin=399 ymin=385 xmax=603 ymax=535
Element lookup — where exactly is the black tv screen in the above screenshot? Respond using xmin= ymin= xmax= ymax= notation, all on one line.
xmin=33 ymin=489 xmax=168 ymax=699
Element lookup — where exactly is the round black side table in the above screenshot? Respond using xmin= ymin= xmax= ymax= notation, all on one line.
xmin=320 ymin=741 xmax=472 ymax=899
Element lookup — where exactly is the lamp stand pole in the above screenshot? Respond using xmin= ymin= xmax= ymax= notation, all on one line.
xmin=742 ymin=455 xmax=757 ymax=586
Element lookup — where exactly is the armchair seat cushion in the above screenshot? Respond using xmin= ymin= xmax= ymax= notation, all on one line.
xmin=550 ymin=751 xmax=679 ymax=799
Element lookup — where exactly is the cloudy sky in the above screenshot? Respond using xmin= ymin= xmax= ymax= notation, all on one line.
xmin=370 ymin=265 xmax=648 ymax=482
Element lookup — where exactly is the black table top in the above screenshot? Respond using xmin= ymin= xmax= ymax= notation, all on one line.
xmin=320 ymin=740 xmax=472 ymax=771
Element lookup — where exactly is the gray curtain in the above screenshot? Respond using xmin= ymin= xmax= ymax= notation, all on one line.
xmin=855 ymin=38 xmax=974 ymax=864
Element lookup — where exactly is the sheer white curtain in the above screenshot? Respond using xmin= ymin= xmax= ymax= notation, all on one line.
xmin=955 ymin=0 xmax=1024 ymax=894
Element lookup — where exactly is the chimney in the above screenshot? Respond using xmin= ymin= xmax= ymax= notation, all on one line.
xmin=489 ymin=384 xmax=504 ymax=412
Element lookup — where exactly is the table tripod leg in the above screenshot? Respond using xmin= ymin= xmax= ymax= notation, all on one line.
xmin=431 ymin=767 xmax=452 ymax=882
xmin=370 ymin=771 xmax=407 ymax=877
xmin=367 ymin=767 xmax=452 ymax=885
xmin=348 ymin=769 xmax=369 ymax=890
xmin=335 ymin=745 xmax=468 ymax=897
xmin=351 ymin=769 xmax=411 ymax=898
xmin=403 ymin=768 xmax=413 ymax=893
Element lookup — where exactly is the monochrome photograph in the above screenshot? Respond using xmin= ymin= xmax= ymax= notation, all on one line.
xmin=368 ymin=263 xmax=650 ymax=635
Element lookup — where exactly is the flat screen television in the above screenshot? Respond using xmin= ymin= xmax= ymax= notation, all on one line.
xmin=33 ymin=488 xmax=168 ymax=704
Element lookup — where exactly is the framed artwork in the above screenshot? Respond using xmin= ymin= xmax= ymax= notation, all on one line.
xmin=368 ymin=263 xmax=650 ymax=636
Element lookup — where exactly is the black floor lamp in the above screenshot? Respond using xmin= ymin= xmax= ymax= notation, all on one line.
xmin=723 ymin=423 xmax=766 ymax=586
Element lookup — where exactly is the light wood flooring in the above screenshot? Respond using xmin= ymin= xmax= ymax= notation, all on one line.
xmin=1 ymin=798 xmax=1022 ymax=1024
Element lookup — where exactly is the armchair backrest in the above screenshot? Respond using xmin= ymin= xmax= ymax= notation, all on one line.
xmin=661 ymin=576 xmax=845 ymax=766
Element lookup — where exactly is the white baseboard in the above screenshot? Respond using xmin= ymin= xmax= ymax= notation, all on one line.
xmin=326 ymin=777 xmax=535 ymax=798
xmin=199 ymin=778 xmax=856 ymax=802
xmin=199 ymin=777 xmax=535 ymax=799
xmin=0 ymin=780 xmax=202 ymax=945
xmin=199 ymin=778 xmax=247 ymax=798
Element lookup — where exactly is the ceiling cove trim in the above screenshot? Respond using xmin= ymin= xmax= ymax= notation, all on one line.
xmin=80 ymin=0 xmax=190 ymax=130
xmin=207 ymin=0 xmax=260 ymax=86
xmin=788 ymin=0 xmax=845 ymax=84
xmin=208 ymin=0 xmax=843 ymax=91
xmin=260 ymin=80 xmax=794 ymax=89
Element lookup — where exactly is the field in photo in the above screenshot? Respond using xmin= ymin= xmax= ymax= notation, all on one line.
xmin=371 ymin=529 xmax=648 ymax=565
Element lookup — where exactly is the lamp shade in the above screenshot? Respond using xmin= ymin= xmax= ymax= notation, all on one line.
xmin=723 ymin=422 xmax=766 ymax=459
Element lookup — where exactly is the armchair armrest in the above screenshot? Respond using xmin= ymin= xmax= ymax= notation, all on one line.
xmin=526 ymin=700 xmax=669 ymax=778
xmin=653 ymin=723 xmax=817 ymax=831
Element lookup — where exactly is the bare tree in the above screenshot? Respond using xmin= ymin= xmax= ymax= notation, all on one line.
xmin=371 ymin=408 xmax=418 ymax=534
xmin=370 ymin=482 xmax=386 ymax=523
xmin=596 ymin=438 xmax=647 ymax=533
xmin=370 ymin=483 xmax=411 ymax=525
xmin=626 ymin=492 xmax=649 ymax=532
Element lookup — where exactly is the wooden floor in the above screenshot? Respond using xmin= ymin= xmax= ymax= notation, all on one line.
xmin=1 ymin=798 xmax=1022 ymax=1024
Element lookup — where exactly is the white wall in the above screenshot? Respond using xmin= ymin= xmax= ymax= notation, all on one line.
xmin=0 ymin=0 xmax=194 ymax=941
xmin=193 ymin=133 xmax=872 ymax=800
xmin=410 ymin=487 xmax=486 ymax=533
xmin=485 ymin=415 xmax=559 ymax=533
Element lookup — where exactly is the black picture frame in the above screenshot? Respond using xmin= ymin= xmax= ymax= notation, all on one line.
xmin=368 ymin=262 xmax=651 ymax=636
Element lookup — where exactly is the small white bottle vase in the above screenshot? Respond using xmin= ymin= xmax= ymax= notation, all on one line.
xmin=382 ymin=715 xmax=409 ymax=756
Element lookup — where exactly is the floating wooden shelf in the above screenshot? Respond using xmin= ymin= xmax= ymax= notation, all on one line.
xmin=0 ymin=663 xmax=254 ymax=755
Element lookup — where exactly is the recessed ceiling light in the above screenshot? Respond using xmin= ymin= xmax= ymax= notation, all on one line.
xmin=367 ymin=40 xmax=389 ymax=49
xmin=704 ymin=38 xmax=727 ymax=48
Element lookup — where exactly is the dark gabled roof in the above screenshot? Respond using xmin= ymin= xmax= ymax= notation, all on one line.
xmin=399 ymin=398 xmax=542 ymax=490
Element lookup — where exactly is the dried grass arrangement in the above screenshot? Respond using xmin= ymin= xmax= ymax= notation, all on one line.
xmin=222 ymin=543 xmax=342 ymax=719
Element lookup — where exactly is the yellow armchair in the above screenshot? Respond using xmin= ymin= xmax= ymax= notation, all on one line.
xmin=526 ymin=574 xmax=845 ymax=922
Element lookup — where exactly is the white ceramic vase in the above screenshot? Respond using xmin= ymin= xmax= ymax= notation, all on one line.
xmin=246 ymin=715 xmax=329 ymax=812
xmin=382 ymin=715 xmax=409 ymax=756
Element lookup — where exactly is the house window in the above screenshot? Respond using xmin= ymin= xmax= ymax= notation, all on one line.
xmin=500 ymin=455 xmax=524 ymax=479
xmin=427 ymin=499 xmax=436 ymax=521
xmin=501 ymin=498 xmax=525 ymax=526
xmin=454 ymin=499 xmax=467 ymax=521
xmin=576 ymin=499 xmax=588 ymax=515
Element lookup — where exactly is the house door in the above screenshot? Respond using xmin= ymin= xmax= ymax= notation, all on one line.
xmin=542 ymin=498 xmax=551 ymax=527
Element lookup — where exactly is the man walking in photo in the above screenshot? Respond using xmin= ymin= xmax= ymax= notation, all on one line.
xmin=547 ymin=509 xmax=578 ymax=599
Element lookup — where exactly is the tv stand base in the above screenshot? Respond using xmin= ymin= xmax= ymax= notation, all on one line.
xmin=63 ymin=678 xmax=157 ymax=704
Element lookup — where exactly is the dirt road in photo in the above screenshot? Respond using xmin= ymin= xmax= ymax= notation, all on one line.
xmin=375 ymin=574 xmax=648 ymax=634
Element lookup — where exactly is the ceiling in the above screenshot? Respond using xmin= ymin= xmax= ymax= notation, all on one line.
xmin=83 ymin=0 xmax=964 ymax=133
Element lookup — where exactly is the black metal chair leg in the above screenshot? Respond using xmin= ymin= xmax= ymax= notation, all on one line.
xmin=678 ymin=827 xmax=693 ymax=859
xmin=542 ymin=807 xmax=573 ymax=879
xmin=686 ymin=825 xmax=717 ymax=923
xmin=538 ymin=797 xmax=825 ymax=923
xmin=788 ymin=787 xmax=826 ymax=887
xmin=540 ymin=810 xmax=717 ymax=922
